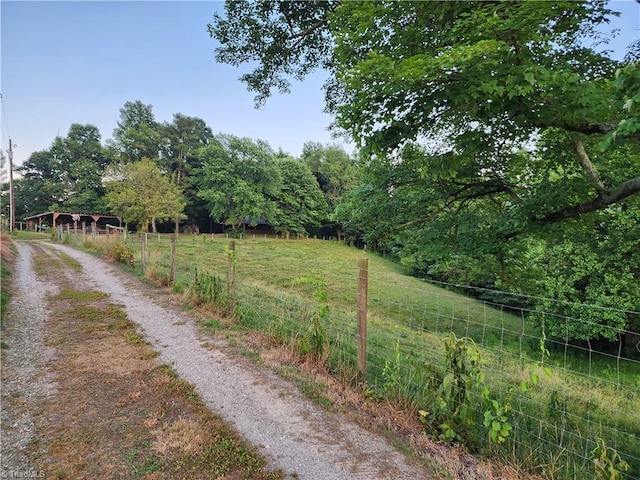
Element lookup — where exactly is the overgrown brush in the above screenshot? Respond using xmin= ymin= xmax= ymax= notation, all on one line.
xmin=293 ymin=277 xmax=330 ymax=362
xmin=186 ymin=268 xmax=228 ymax=314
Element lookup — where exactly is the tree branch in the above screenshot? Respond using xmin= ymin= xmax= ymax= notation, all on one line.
xmin=288 ymin=18 xmax=328 ymax=40
xmin=286 ymin=18 xmax=330 ymax=52
xmin=573 ymin=136 xmax=605 ymax=191
xmin=536 ymin=176 xmax=640 ymax=224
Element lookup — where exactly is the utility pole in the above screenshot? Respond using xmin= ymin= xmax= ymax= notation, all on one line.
xmin=7 ymin=138 xmax=15 ymax=232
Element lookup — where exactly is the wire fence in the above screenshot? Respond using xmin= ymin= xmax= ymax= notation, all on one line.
xmin=72 ymin=230 xmax=639 ymax=480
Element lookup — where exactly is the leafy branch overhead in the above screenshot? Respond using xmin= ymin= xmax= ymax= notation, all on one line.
xmin=209 ymin=1 xmax=640 ymax=228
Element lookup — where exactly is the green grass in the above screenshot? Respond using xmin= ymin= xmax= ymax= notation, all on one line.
xmin=83 ymin=234 xmax=640 ymax=479
xmin=52 ymin=289 xmax=109 ymax=302
xmin=0 ymin=257 xmax=11 ymax=328
xmin=8 ymin=230 xmax=50 ymax=241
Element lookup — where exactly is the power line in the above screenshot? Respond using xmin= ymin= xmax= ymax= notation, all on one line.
xmin=0 ymin=94 xmax=11 ymax=147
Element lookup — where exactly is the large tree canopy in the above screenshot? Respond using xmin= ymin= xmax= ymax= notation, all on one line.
xmin=16 ymin=124 xmax=112 ymax=216
xmin=159 ymin=113 xmax=215 ymax=230
xmin=111 ymin=101 xmax=161 ymax=162
xmin=197 ymin=134 xmax=282 ymax=231
xmin=209 ymin=1 xmax=639 ymax=227
xmin=209 ymin=0 xmax=339 ymax=108
xmin=301 ymin=141 xmax=359 ymax=212
xmin=271 ymin=157 xmax=328 ymax=237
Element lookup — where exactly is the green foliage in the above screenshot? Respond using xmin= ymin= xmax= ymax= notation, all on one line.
xmin=158 ymin=113 xmax=214 ymax=230
xmin=197 ymin=134 xmax=281 ymax=231
xmin=482 ymin=398 xmax=512 ymax=445
xmin=602 ymin=61 xmax=640 ymax=150
xmin=187 ymin=268 xmax=228 ymax=312
xmin=109 ymin=241 xmax=134 ymax=267
xmin=301 ymin=142 xmax=359 ymax=212
xmin=527 ymin=203 xmax=640 ymax=342
xmin=419 ymin=334 xmax=514 ymax=446
xmin=271 ymin=157 xmax=328 ymax=237
xmin=420 ymin=334 xmax=482 ymax=443
xmin=381 ymin=340 xmax=402 ymax=394
xmin=111 ymin=100 xmax=161 ymax=162
xmin=16 ymin=123 xmax=112 ymax=217
xmin=293 ymin=277 xmax=329 ymax=361
xmin=208 ymin=1 xmax=338 ymax=108
xmin=105 ymin=158 xmax=186 ymax=232
xmin=591 ymin=438 xmax=631 ymax=480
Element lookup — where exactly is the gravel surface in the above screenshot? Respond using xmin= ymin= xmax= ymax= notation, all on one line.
xmin=1 ymin=243 xmax=58 ymax=478
xmin=3 ymin=242 xmax=430 ymax=479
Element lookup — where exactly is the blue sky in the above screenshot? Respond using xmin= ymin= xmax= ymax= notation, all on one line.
xmin=1 ymin=0 xmax=339 ymax=168
xmin=1 ymin=0 xmax=639 ymax=169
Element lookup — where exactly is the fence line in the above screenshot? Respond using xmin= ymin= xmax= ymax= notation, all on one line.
xmin=74 ymin=233 xmax=639 ymax=479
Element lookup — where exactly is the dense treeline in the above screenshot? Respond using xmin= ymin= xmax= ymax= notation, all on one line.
xmin=11 ymin=100 xmax=359 ymax=237
xmin=4 ymin=1 xmax=640 ymax=348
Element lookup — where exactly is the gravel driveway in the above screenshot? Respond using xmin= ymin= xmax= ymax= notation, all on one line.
xmin=2 ymin=241 xmax=430 ymax=479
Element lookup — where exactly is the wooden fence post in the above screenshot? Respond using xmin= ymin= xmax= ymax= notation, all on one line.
xmin=227 ymin=240 xmax=236 ymax=317
xmin=357 ymin=258 xmax=369 ymax=377
xmin=170 ymin=234 xmax=177 ymax=285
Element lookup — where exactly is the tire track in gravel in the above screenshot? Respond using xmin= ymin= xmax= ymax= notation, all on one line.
xmin=46 ymin=242 xmax=430 ymax=480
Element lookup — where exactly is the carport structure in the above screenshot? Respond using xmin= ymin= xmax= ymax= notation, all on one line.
xmin=24 ymin=211 xmax=122 ymax=232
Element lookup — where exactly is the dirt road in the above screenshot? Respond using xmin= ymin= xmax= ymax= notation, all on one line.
xmin=1 ymin=241 xmax=432 ymax=479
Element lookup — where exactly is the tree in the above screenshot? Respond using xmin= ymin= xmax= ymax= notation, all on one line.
xmin=271 ymin=157 xmax=327 ymax=237
xmin=300 ymin=142 xmax=360 ymax=239
xmin=197 ymin=135 xmax=281 ymax=232
xmin=159 ymin=114 xmax=214 ymax=232
xmin=210 ymin=1 xmax=639 ymax=227
xmin=105 ymin=159 xmax=186 ymax=233
xmin=528 ymin=201 xmax=640 ymax=344
xmin=209 ymin=1 xmax=339 ymax=108
xmin=111 ymin=101 xmax=161 ymax=162
xmin=15 ymin=149 xmax=63 ymax=216
xmin=301 ymin=142 xmax=358 ymax=211
xmin=16 ymin=124 xmax=112 ymax=215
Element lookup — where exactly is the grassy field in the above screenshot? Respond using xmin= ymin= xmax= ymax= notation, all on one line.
xmin=80 ymin=233 xmax=639 ymax=479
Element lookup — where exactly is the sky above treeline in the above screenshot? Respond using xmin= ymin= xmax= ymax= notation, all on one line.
xmin=1 ymin=0 xmax=639 ymax=169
